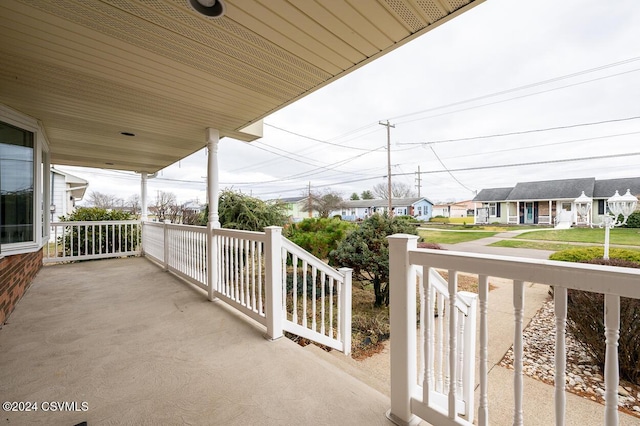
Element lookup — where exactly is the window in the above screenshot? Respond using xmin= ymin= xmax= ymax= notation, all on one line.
xmin=0 ymin=105 xmax=49 ymax=255
xmin=1 ymin=122 xmax=34 ymax=244
xmin=488 ymin=202 xmax=497 ymax=216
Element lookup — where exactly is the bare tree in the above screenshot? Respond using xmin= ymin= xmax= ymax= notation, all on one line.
xmin=87 ymin=191 xmax=123 ymax=209
xmin=126 ymin=194 xmax=141 ymax=216
xmin=154 ymin=191 xmax=177 ymax=221
xmin=372 ymin=182 xmax=415 ymax=200
xmin=301 ymin=189 xmax=345 ymax=218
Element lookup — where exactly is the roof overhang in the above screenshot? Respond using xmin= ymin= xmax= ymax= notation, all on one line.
xmin=0 ymin=0 xmax=484 ymax=173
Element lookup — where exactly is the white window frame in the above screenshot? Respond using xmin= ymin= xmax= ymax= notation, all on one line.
xmin=487 ymin=202 xmax=497 ymax=216
xmin=1 ymin=104 xmax=50 ymax=256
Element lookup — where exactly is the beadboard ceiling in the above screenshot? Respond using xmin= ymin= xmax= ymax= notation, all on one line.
xmin=0 ymin=0 xmax=483 ymax=172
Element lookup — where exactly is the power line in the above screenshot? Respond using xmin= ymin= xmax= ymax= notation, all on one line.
xmin=264 ymin=123 xmax=379 ymax=151
xmin=399 ymin=116 xmax=640 ymax=145
xmin=388 ymin=56 xmax=640 ymax=122
xmin=397 ymin=67 xmax=640 ymax=126
xmin=428 ymin=146 xmax=474 ymax=192
xmin=222 ymin=146 xmax=385 ymax=186
xmin=437 ymin=130 xmax=640 ymax=160
xmin=398 ymin=151 xmax=640 ymax=176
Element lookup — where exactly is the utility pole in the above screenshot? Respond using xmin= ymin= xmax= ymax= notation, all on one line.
xmin=379 ymin=120 xmax=395 ymax=217
xmin=415 ymin=165 xmax=422 ymax=197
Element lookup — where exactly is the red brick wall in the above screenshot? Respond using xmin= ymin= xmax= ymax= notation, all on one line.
xmin=0 ymin=249 xmax=43 ymax=325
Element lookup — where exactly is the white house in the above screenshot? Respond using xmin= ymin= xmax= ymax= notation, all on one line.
xmin=432 ymin=200 xmax=476 ymax=218
xmin=332 ymin=197 xmax=434 ymax=221
xmin=50 ymin=167 xmax=88 ymax=223
xmin=473 ymin=177 xmax=640 ymax=227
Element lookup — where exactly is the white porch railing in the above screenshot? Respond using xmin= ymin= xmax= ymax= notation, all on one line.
xmin=416 ymin=268 xmax=477 ymax=423
xmin=44 ymin=220 xmax=140 ymax=263
xmin=538 ymin=215 xmax=551 ymax=224
xmin=387 ymin=234 xmax=640 ymax=426
xmin=281 ymin=238 xmax=352 ymax=354
xmin=141 ymin=222 xmax=352 ymax=354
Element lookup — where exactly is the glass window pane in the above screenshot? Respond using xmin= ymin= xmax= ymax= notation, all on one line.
xmin=0 ymin=121 xmax=34 ymax=244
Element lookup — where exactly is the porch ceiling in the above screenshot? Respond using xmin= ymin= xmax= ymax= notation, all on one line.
xmin=0 ymin=0 xmax=483 ymax=173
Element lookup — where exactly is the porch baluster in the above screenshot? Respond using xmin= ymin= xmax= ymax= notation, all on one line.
xmin=478 ymin=274 xmax=489 ymax=426
xmin=513 ymin=280 xmax=525 ymax=426
xmin=604 ymin=294 xmax=620 ymax=426
xmin=554 ymin=286 xmax=568 ymax=426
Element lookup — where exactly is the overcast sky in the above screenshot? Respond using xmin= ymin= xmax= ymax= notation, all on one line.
xmin=60 ymin=0 xmax=640 ymax=206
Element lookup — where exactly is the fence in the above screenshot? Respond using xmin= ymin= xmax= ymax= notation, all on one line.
xmin=44 ymin=220 xmax=140 ymax=263
xmin=142 ymin=223 xmax=352 ymax=354
xmin=387 ymin=234 xmax=640 ymax=426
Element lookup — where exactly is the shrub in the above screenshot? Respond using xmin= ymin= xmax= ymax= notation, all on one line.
xmin=550 ymin=251 xmax=640 ymax=384
xmin=549 ymin=247 xmax=640 ymax=263
xmin=328 ymin=214 xmax=420 ymax=307
xmin=217 ymin=190 xmax=288 ymax=231
xmin=417 ymin=242 xmax=443 ymax=250
xmin=429 ymin=216 xmax=449 ymax=224
xmin=59 ymin=207 xmax=138 ymax=257
xmin=623 ymin=211 xmax=640 ymax=228
xmin=285 ymin=217 xmax=355 ymax=259
xmin=397 ymin=215 xmax=419 ymax=223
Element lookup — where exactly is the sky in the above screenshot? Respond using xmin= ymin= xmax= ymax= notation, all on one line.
xmin=59 ymin=0 xmax=640 ymax=206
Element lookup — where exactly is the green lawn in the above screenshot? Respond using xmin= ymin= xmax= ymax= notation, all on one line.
xmin=419 ymin=230 xmax=498 ymax=244
xmin=514 ymin=228 xmax=640 ymax=246
xmin=489 ymin=240 xmax=584 ymax=251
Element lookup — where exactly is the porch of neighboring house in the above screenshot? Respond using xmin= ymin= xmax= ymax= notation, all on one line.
xmin=504 ymin=200 xmax=559 ymax=226
xmin=476 ymin=200 xmax=572 ymax=226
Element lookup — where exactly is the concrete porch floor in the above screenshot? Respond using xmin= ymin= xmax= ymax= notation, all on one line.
xmin=0 ymin=257 xmax=392 ymax=425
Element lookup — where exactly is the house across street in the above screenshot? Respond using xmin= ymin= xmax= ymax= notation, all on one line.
xmin=473 ymin=176 xmax=640 ymax=227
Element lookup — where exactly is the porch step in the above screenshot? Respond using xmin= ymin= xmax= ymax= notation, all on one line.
xmin=302 ymin=343 xmax=391 ymax=397
xmin=555 ymin=221 xmax=572 ymax=229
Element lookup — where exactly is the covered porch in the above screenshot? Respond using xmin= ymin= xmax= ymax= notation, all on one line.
xmin=0 ymin=257 xmax=389 ymax=425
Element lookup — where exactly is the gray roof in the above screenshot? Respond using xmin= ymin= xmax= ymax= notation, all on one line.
xmin=474 ymin=176 xmax=640 ymax=202
xmin=276 ymin=196 xmax=306 ymax=203
xmin=593 ymin=177 xmax=640 ymax=198
xmin=506 ymin=177 xmax=595 ymax=201
xmin=473 ymin=187 xmax=513 ymax=202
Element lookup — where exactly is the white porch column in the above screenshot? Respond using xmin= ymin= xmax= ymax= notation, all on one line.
xmin=387 ymin=233 xmax=420 ymax=426
xmin=206 ymin=128 xmax=220 ymax=301
xmin=207 ymin=128 xmax=221 ymax=229
xmin=506 ymin=201 xmax=510 ymax=224
xmin=265 ymin=226 xmax=284 ymax=340
xmin=141 ymin=172 xmax=148 ymax=222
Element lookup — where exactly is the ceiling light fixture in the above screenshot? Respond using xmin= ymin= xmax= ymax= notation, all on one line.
xmin=188 ymin=0 xmax=226 ymax=18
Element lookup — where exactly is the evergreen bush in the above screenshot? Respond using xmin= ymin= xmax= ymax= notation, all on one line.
xmin=328 ymin=214 xmax=420 ymax=306
xmin=285 ymin=217 xmax=354 ymax=259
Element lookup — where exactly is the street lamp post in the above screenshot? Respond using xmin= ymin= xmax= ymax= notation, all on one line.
xmin=574 ymin=189 xmax=638 ymax=260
